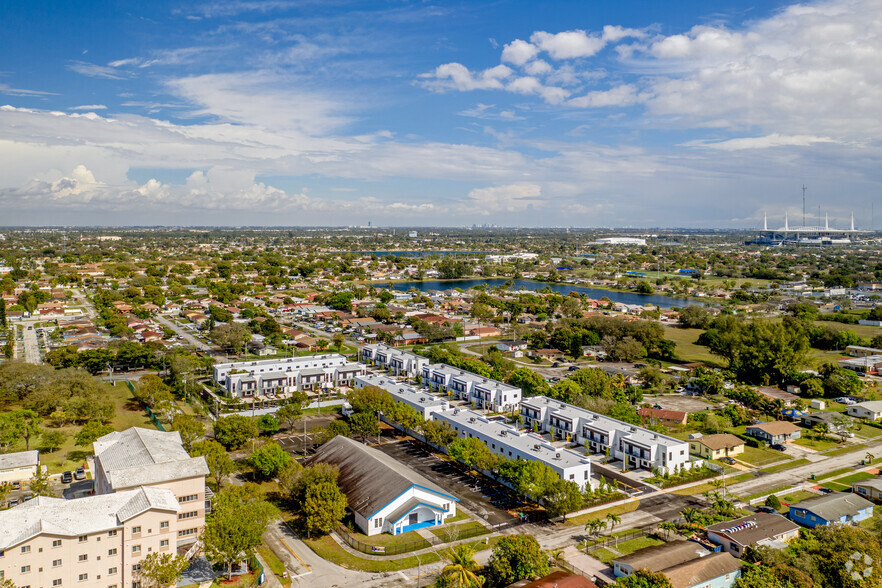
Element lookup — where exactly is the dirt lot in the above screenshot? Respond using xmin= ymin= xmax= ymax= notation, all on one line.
xmin=374 ymin=439 xmax=524 ymax=526
xmin=648 ymin=394 xmax=722 ymax=413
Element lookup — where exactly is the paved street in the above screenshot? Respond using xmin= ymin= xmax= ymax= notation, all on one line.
xmin=153 ymin=314 xmax=214 ymax=352
xmin=21 ymin=325 xmax=41 ymax=364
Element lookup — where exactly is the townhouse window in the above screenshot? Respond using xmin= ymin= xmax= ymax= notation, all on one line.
xmin=79 ymin=554 xmax=88 ymax=562
xmin=52 ymin=540 xmax=62 ymax=547
xmin=108 ymin=568 xmax=117 ymax=575
xmin=21 ymin=566 xmax=31 ymax=574
xmin=108 ymin=585 xmax=117 ymax=588
xmin=131 ymin=526 xmax=141 ymax=535
xmin=160 ymin=539 xmax=169 ymax=548
xmin=132 ymin=545 xmax=141 ymax=554
xmin=132 ymin=564 xmax=141 ymax=572
xmin=78 ymin=536 xmax=88 ymax=543
xmin=21 ymin=546 xmax=31 ymax=553
xmin=570 ymin=474 xmax=575 ymax=479
xmin=79 ymin=574 xmax=88 ymax=582
xmin=177 ymin=528 xmax=198 ymax=537
xmin=108 ymin=530 xmax=117 ymax=537
xmin=179 ymin=494 xmax=198 ymax=503
xmin=53 ymin=580 xmax=62 ymax=587
xmin=178 ymin=511 xmax=199 ymax=520
xmin=133 ymin=582 xmax=142 ymax=588
xmin=53 ymin=559 xmax=62 ymax=567
xmin=160 ymin=521 xmax=169 ymax=529
xmin=108 ymin=548 xmax=118 ymax=556
xmin=584 ymin=471 xmax=589 ymax=479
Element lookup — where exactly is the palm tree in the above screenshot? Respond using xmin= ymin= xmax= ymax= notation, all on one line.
xmin=606 ymin=513 xmax=622 ymax=544
xmin=681 ymin=507 xmax=701 ymax=525
xmin=584 ymin=518 xmax=606 ymax=539
xmin=657 ymin=521 xmax=678 ymax=540
xmin=547 ymin=548 xmax=564 ymax=567
xmin=438 ymin=544 xmax=484 ymax=588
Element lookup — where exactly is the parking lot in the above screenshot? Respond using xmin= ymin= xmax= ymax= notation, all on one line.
xmin=374 ymin=440 xmax=526 ymax=526
xmin=648 ymin=394 xmax=723 ymax=413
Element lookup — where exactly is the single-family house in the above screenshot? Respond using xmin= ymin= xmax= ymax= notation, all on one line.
xmin=755 ymin=386 xmax=799 ymax=407
xmin=613 ymin=541 xmax=742 ymax=588
xmin=706 ymin=513 xmax=800 ymax=557
xmin=495 ymin=339 xmax=529 ymax=353
xmin=511 ymin=571 xmax=598 ymax=588
xmin=638 ymin=407 xmax=688 ymax=426
xmin=800 ymin=411 xmax=853 ymax=433
xmin=852 ymin=478 xmax=882 ymax=503
xmin=745 ymin=421 xmax=802 ymax=444
xmin=847 ymin=401 xmax=882 ymax=421
xmin=306 ymin=436 xmax=457 ymax=536
xmin=789 ymin=493 xmax=874 ymax=528
xmin=688 ymin=434 xmax=745 ymax=460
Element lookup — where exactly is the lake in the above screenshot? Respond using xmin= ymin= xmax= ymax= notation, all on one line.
xmin=378 ymin=278 xmax=700 ymax=309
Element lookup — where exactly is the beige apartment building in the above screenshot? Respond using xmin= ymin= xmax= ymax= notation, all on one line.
xmin=0 ymin=487 xmax=181 ymax=588
xmin=0 ymin=427 xmax=210 ymax=588
xmin=92 ymin=428 xmax=210 ymax=546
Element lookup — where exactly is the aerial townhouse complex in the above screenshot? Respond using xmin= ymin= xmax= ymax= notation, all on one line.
xmin=421 ymin=363 xmax=522 ymax=412
xmin=353 ymin=374 xmax=450 ymax=419
xmin=0 ymin=428 xmax=208 ymax=588
xmin=433 ymin=408 xmax=594 ymax=489
xmin=213 ymin=354 xmax=366 ymax=398
xmin=359 ymin=344 xmax=428 ymax=378
xmin=520 ymin=396 xmax=691 ymax=474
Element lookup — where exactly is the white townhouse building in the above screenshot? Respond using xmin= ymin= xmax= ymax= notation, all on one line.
xmin=433 ymin=408 xmax=594 ymax=489
xmin=360 ymin=343 xmax=428 ymax=378
xmin=353 ymin=374 xmax=450 ymax=419
xmin=213 ymin=355 xmax=365 ymax=397
xmin=421 ymin=363 xmax=522 ymax=412
xmin=520 ymin=396 xmax=691 ymax=474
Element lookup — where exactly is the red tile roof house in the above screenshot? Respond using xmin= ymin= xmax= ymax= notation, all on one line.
xmin=638 ymin=407 xmax=688 ymax=426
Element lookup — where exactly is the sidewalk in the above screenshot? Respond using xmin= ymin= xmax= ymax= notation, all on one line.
xmin=254 ymin=551 xmax=284 ymax=588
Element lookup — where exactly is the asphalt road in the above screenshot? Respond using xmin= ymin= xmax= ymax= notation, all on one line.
xmin=153 ymin=314 xmax=215 ymax=353
xmin=21 ymin=325 xmax=41 ymax=364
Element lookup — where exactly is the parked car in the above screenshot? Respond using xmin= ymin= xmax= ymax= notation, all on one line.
xmin=8 ymin=498 xmax=19 ymax=507
xmin=720 ymin=457 xmax=737 ymax=465
xmin=74 ymin=466 xmax=86 ymax=480
xmin=756 ymin=505 xmax=777 ymax=514
xmin=61 ymin=471 xmax=73 ymax=484
xmin=11 ymin=481 xmax=20 ymax=490
xmin=552 ymin=362 xmax=560 ymax=368
xmin=568 ymin=366 xmax=579 ymax=371
xmin=770 ymin=444 xmax=787 ymax=451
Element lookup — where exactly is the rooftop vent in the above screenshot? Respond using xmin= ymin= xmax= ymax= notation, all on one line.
xmin=469 ymin=417 xmax=476 ymax=423
xmin=555 ymin=452 xmax=561 ymax=459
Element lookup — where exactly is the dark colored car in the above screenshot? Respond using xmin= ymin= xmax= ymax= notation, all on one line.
xmin=756 ymin=505 xmax=777 ymax=514
xmin=568 ymin=366 xmax=579 ymax=371
xmin=61 ymin=471 xmax=73 ymax=484
xmin=770 ymin=443 xmax=787 ymax=451
xmin=552 ymin=362 xmax=560 ymax=367
xmin=74 ymin=466 xmax=86 ymax=480
xmin=720 ymin=457 xmax=737 ymax=465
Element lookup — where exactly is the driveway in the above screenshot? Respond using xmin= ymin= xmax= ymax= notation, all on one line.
xmin=153 ymin=314 xmax=215 ymax=353
xmin=373 ymin=440 xmax=522 ymax=526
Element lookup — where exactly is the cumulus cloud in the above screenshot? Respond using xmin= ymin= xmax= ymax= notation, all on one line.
xmin=418 ymin=63 xmax=513 ymax=92
xmin=568 ymin=85 xmax=642 ymax=108
xmin=69 ymin=104 xmax=107 ymax=111
xmin=529 ymin=30 xmax=606 ymax=60
xmin=501 ymin=39 xmax=539 ymax=66
xmin=681 ymin=133 xmax=839 ymax=151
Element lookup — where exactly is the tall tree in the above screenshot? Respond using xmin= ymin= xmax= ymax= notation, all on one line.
xmin=302 ymin=480 xmax=347 ymax=537
xmin=486 ymin=535 xmax=549 ymax=588
xmin=74 ymin=421 xmax=114 ymax=447
xmin=213 ymin=415 xmax=258 ymax=450
xmin=615 ymin=569 xmax=674 ymax=588
xmin=170 ymin=414 xmax=205 ymax=452
xmin=438 ymin=544 xmax=484 ymax=588
xmin=348 ymin=412 xmax=380 ymax=443
xmin=29 ymin=466 xmax=53 ymax=497
xmin=203 ymin=484 xmax=278 ymax=579
xmin=138 ymin=552 xmax=190 ymax=588
xmin=250 ymin=442 xmax=291 ymax=479
xmin=190 ymin=440 xmax=235 ymax=487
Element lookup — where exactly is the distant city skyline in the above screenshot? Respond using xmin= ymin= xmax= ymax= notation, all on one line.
xmin=1 ymin=0 xmax=880 ymax=227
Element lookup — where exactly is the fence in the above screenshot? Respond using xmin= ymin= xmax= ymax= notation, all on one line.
xmin=126 ymin=380 xmax=166 ymax=431
xmin=248 ymin=552 xmax=265 ymax=586
xmin=336 ymin=522 xmax=489 ymax=556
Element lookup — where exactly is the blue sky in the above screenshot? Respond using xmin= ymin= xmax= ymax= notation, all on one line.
xmin=1 ymin=0 xmax=880 ymax=227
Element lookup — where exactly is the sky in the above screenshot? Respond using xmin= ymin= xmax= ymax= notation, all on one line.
xmin=1 ymin=0 xmax=880 ymax=228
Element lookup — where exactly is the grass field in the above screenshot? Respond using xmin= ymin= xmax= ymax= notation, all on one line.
xmin=431 ymin=521 xmax=489 ymax=543
xmin=824 ymin=443 xmax=870 ymax=457
xmin=662 ymin=327 xmax=723 ymax=367
xmin=739 ymin=446 xmax=792 ymax=466
xmin=833 ymin=471 xmax=874 ymax=485
xmin=33 ymin=382 xmax=157 ymax=474
xmin=792 ymin=435 xmax=843 ymax=451
xmin=777 ymin=491 xmax=818 ymax=508
xmin=257 ymin=546 xmax=292 ymax=586
xmin=670 ymin=473 xmax=755 ymax=496
xmin=591 ymin=536 xmax=665 ymax=564
xmin=566 ymin=499 xmax=640 ymax=527
xmin=342 ymin=527 xmax=431 ymax=550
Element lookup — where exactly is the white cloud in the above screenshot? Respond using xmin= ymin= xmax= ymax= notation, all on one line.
xmin=66 ymin=61 xmax=129 ymax=80
xmin=523 ymin=59 xmax=552 ymax=76
xmin=681 ymin=133 xmax=839 ymax=150
xmin=0 ymin=84 xmax=56 ymax=97
xmin=457 ymin=104 xmax=525 ymax=121
xmin=530 ymin=30 xmax=606 ymax=60
xmin=506 ymin=77 xmax=570 ymax=104
xmin=601 ymin=25 xmax=648 ymax=43
xmin=501 ymin=39 xmax=539 ymax=66
xmin=568 ymin=84 xmax=642 ymax=108
xmin=418 ymin=63 xmax=514 ymax=92
xmin=69 ymin=104 xmax=107 ymax=111
xmin=463 ymin=183 xmax=543 ymax=214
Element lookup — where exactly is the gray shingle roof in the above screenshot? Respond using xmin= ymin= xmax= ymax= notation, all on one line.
xmin=306 ymin=436 xmax=455 ymax=518
xmin=791 ymin=492 xmax=874 ymax=520
xmin=663 ymin=551 xmax=742 ymax=588
xmin=615 ymin=540 xmax=710 ymax=571
xmin=94 ymin=427 xmax=209 ymax=489
xmin=0 ymin=487 xmax=179 ymax=551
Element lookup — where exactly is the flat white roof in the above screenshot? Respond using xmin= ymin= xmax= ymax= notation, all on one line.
xmin=436 ymin=408 xmax=590 ymax=469
xmin=215 ymin=353 xmax=347 ymax=371
xmin=522 ymin=396 xmax=686 ymax=449
xmin=0 ymin=450 xmax=39 ymax=470
xmin=424 ymin=363 xmax=518 ymax=391
xmin=356 ymin=374 xmax=449 ymax=409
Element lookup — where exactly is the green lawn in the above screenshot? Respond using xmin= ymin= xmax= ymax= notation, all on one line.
xmin=824 ymin=443 xmax=870 ymax=457
xmin=591 ymin=536 xmax=665 ymax=564
xmin=853 ymin=423 xmax=882 ymax=439
xmin=792 ymin=435 xmax=843 ymax=451
xmin=778 ymin=491 xmax=819 ymax=507
xmin=742 ymin=486 xmax=793 ymax=501
xmin=759 ymin=458 xmax=811 ymax=474
xmin=257 ymin=546 xmax=292 ymax=586
xmin=34 ymin=381 xmax=158 ymax=474
xmin=821 ymin=482 xmax=851 ymax=492
xmin=341 ymin=527 xmax=431 ymax=551
xmin=834 ymin=472 xmax=875 ymax=485
xmin=738 ymin=446 xmax=791 ymax=466
xmin=430 ymin=521 xmax=489 ymax=543
xmin=662 ymin=327 xmax=724 ymax=367
xmin=670 ymin=473 xmax=754 ymax=496
xmin=566 ymin=499 xmax=640 ymax=527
